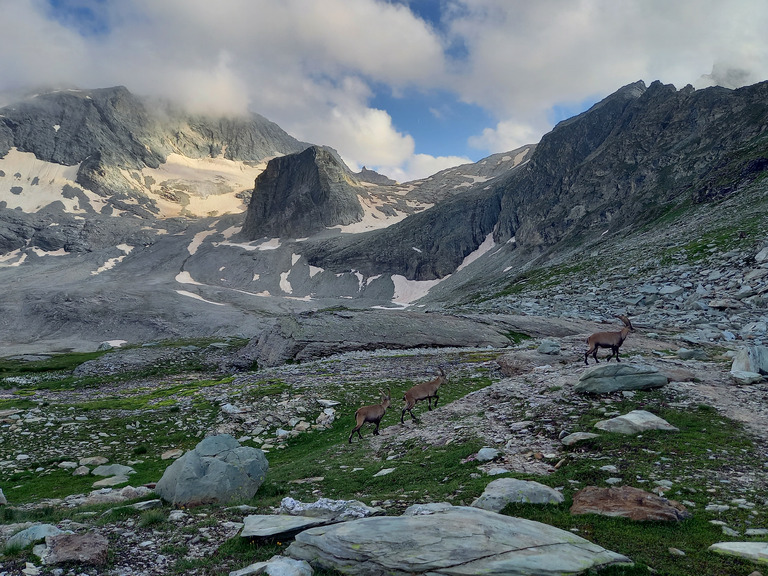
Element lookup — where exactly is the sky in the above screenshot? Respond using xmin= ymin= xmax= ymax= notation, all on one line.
xmin=1 ymin=1 xmax=768 ymax=182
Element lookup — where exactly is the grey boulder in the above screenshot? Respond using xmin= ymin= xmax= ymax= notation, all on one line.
xmin=594 ymin=410 xmax=678 ymax=435
xmin=155 ymin=434 xmax=268 ymax=507
xmin=731 ymin=345 xmax=768 ymax=375
xmin=285 ymin=505 xmax=631 ymax=575
xmin=575 ymin=364 xmax=668 ymax=394
xmin=5 ymin=524 xmax=64 ymax=550
xmin=471 ymin=478 xmax=564 ymax=512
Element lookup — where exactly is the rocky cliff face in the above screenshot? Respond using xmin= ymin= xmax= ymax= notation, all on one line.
xmin=241 ymin=146 xmax=365 ymax=238
xmin=303 ymin=80 xmax=768 ymax=281
xmin=496 ymin=80 xmax=768 ymax=249
xmin=0 ymin=86 xmax=309 ymax=211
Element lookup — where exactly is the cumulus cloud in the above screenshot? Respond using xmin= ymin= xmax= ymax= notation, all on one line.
xmin=2 ymin=0 xmax=768 ymax=181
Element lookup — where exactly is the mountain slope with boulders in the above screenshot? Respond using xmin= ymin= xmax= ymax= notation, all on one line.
xmin=300 ymin=80 xmax=768 ymax=282
xmin=0 ymin=80 xmax=767 ymax=354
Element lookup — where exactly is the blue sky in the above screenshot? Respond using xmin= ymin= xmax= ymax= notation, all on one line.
xmin=2 ymin=0 xmax=768 ymax=181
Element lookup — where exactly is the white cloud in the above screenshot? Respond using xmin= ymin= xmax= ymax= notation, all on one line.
xmin=468 ymin=120 xmax=544 ymax=157
xmin=2 ymin=0 xmax=768 ymax=181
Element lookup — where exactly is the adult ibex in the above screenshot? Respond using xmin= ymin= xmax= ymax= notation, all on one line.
xmin=584 ymin=315 xmax=634 ymax=365
xmin=349 ymin=389 xmax=391 ymax=443
xmin=401 ymin=367 xmax=447 ymax=423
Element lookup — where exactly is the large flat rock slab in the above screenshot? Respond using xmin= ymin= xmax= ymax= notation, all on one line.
xmin=708 ymin=541 xmax=768 ymax=564
xmin=575 ymin=364 xmax=668 ymax=394
xmin=239 ymin=310 xmax=511 ymax=367
xmin=571 ymin=486 xmax=691 ymax=522
xmin=285 ymin=505 xmax=631 ymax=575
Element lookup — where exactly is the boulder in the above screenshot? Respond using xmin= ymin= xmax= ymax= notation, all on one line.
xmin=731 ymin=345 xmax=768 ymax=375
xmin=575 ymin=363 xmax=668 ymax=394
xmin=155 ymin=434 xmax=268 ymax=507
xmin=571 ymin=486 xmax=691 ymax=521
xmin=537 ymin=339 xmax=561 ymax=355
xmin=230 ymin=555 xmax=313 ymax=576
xmin=709 ymin=541 xmax=768 ymax=564
xmin=279 ymin=497 xmax=383 ymax=521
xmin=285 ymin=505 xmax=631 ymax=575
xmin=241 ymin=515 xmax=327 ymax=539
xmin=475 ymin=447 xmax=501 ymax=462
xmin=730 ymin=370 xmax=764 ymax=385
xmin=43 ymin=532 xmax=109 ymax=566
xmin=561 ymin=432 xmax=600 ymax=446
xmin=471 ymin=478 xmax=564 ymax=512
xmin=594 ymin=410 xmax=678 ymax=434
xmin=5 ymin=524 xmax=64 ymax=550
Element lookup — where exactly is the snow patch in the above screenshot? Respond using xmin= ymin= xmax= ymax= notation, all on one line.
xmin=139 ymin=152 xmax=265 ymax=218
xmin=279 ymin=271 xmax=293 ymax=294
xmin=188 ymin=230 xmax=216 ymax=255
xmin=291 ymin=253 xmax=301 ymax=265
xmin=309 ymin=266 xmax=323 ymax=277
xmin=0 ymin=148 xmax=113 ymax=214
xmin=258 ymin=238 xmax=281 ymax=251
xmin=391 ymin=275 xmax=443 ymax=305
xmin=456 ymin=233 xmax=495 ymax=272
xmin=91 ymin=244 xmax=134 ymax=276
xmin=30 ymin=247 xmax=69 ymax=257
xmin=176 ymin=271 xmax=203 ymax=285
xmin=175 ymin=290 xmax=226 ymax=306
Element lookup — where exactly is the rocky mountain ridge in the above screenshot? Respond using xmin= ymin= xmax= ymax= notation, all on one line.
xmin=0 ymin=80 xmax=767 ymax=355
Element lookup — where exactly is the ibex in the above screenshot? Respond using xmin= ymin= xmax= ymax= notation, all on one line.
xmin=401 ymin=367 xmax=447 ymax=423
xmin=584 ymin=315 xmax=634 ymax=365
xmin=349 ymin=389 xmax=391 ymax=443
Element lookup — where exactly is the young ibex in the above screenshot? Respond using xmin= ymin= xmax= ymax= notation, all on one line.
xmin=584 ymin=315 xmax=634 ymax=365
xmin=349 ymin=389 xmax=391 ymax=443
xmin=401 ymin=367 xmax=447 ymax=423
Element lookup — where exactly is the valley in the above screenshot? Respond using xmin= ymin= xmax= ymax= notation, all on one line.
xmin=1 ymin=79 xmax=768 ymax=575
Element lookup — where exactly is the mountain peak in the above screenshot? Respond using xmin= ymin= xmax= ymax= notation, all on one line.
xmin=242 ymin=145 xmax=365 ymax=239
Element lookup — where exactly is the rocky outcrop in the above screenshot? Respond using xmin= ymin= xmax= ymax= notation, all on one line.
xmin=0 ymin=86 xmax=308 ymax=200
xmin=241 ymin=146 xmax=364 ymax=238
xmin=571 ymin=486 xmax=691 ymax=522
xmin=43 ymin=532 xmax=109 ymax=566
xmin=237 ymin=309 xmax=511 ymax=367
xmin=285 ymin=504 xmax=632 ymax=575
xmin=154 ymin=434 xmax=268 ymax=507
xmin=302 ymin=80 xmax=768 ymax=281
xmin=471 ymin=478 xmax=564 ymax=512
xmin=594 ymin=410 xmax=679 ymax=434
xmin=574 ymin=363 xmax=668 ymax=393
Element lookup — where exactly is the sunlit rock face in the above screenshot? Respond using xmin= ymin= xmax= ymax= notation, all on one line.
xmin=242 ymin=146 xmax=365 ymax=239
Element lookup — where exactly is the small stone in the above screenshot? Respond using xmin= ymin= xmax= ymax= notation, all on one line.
xmin=79 ymin=456 xmax=109 ymax=466
xmin=373 ymin=468 xmax=395 ymax=477
xmin=161 ymin=449 xmax=184 ymax=460
xmin=476 ymin=447 xmax=501 ymax=462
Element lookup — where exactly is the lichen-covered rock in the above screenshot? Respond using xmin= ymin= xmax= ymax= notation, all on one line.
xmin=285 ymin=505 xmax=631 ymax=575
xmin=43 ymin=532 xmax=109 ymax=566
xmin=571 ymin=486 xmax=691 ymax=522
xmin=471 ymin=478 xmax=564 ymax=512
xmin=155 ymin=434 xmax=268 ymax=507
xmin=594 ymin=410 xmax=678 ymax=434
xmin=239 ymin=310 xmax=509 ymax=367
xmin=575 ymin=363 xmax=668 ymax=394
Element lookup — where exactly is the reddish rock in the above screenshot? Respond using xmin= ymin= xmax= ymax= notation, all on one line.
xmin=44 ymin=532 xmax=109 ymax=566
xmin=570 ymin=486 xmax=691 ymax=522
